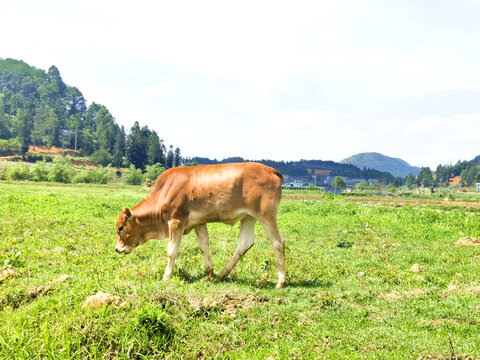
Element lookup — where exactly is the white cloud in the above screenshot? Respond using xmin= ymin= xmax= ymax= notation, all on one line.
xmin=3 ymin=0 xmax=480 ymax=167
xmin=404 ymin=114 xmax=480 ymax=136
xmin=403 ymin=116 xmax=447 ymax=134
xmin=140 ymin=84 xmax=177 ymax=98
xmin=399 ymin=113 xmax=480 ymax=166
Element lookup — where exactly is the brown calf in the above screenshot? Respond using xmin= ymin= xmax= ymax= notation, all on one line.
xmin=115 ymin=162 xmax=286 ymax=289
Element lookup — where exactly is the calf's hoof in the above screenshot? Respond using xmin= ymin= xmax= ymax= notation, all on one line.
xmin=276 ymin=279 xmax=285 ymax=290
xmin=205 ymin=269 xmax=214 ymax=281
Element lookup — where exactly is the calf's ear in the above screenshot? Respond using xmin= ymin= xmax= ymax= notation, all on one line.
xmin=123 ymin=207 xmax=132 ymax=218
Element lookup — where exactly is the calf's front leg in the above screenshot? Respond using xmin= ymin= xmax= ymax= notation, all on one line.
xmin=163 ymin=219 xmax=184 ymax=281
xmin=195 ymin=224 xmax=214 ymax=280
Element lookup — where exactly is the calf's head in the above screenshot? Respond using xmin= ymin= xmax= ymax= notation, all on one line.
xmin=115 ymin=207 xmax=146 ymax=254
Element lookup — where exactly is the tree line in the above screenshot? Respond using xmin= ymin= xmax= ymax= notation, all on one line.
xmin=185 ymin=157 xmax=397 ymax=184
xmin=404 ymin=159 xmax=480 ymax=188
xmin=0 ymin=58 xmax=180 ymax=170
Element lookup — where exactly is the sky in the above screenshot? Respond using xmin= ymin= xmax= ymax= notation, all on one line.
xmin=2 ymin=0 xmax=480 ymax=168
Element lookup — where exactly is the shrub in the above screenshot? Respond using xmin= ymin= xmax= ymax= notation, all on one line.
xmin=24 ymin=153 xmax=47 ymax=163
xmin=6 ymin=164 xmax=30 ymax=181
xmin=144 ymin=163 xmax=165 ymax=182
xmin=73 ymin=166 xmax=115 ymax=184
xmin=47 ymin=156 xmax=76 ymax=183
xmin=0 ymin=161 xmax=11 ymax=180
xmin=0 ymin=138 xmax=21 ymax=156
xmin=123 ymin=165 xmax=144 ymax=185
xmin=355 ymin=182 xmax=376 ymax=191
xmin=30 ymin=161 xmax=50 ymax=182
xmin=89 ymin=149 xmax=113 ymax=167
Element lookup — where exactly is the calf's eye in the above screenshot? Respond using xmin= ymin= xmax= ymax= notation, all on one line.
xmin=118 ymin=226 xmax=123 ymax=232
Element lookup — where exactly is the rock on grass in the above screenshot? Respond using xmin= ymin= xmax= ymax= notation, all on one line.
xmin=83 ymin=292 xmax=127 ymax=309
xmin=456 ymin=237 xmax=480 ymax=246
xmin=0 ymin=265 xmax=19 ymax=283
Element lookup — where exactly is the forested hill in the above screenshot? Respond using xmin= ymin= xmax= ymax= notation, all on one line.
xmin=185 ymin=157 xmax=396 ymax=183
xmin=340 ymin=152 xmax=421 ymax=178
xmin=0 ymin=58 xmax=179 ymax=169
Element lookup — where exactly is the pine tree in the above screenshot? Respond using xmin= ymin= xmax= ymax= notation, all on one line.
xmin=147 ymin=131 xmax=165 ymax=165
xmin=174 ymin=147 xmax=181 ymax=167
xmin=112 ymin=130 xmax=126 ymax=168
xmin=17 ymin=108 xmax=34 ymax=156
xmin=405 ymin=173 xmax=415 ymax=188
xmin=166 ymin=145 xmax=174 ymax=169
xmin=417 ymin=167 xmax=434 ymax=187
xmin=126 ymin=122 xmax=151 ymax=169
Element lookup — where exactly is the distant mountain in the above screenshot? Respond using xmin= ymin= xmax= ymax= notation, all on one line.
xmin=340 ymin=152 xmax=421 ymax=178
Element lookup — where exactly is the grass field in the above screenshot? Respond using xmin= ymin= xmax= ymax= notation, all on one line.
xmin=1 ymin=182 xmax=480 ymax=359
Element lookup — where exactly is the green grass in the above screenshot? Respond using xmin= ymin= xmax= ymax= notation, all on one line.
xmin=1 ymin=183 xmax=480 ymax=359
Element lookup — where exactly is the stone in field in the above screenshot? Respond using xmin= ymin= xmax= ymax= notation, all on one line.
xmin=0 ymin=265 xmax=19 ymax=283
xmin=456 ymin=237 xmax=480 ymax=246
xmin=83 ymin=292 xmax=123 ymax=309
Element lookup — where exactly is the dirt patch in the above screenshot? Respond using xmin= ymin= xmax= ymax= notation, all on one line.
xmin=146 ymin=291 xmax=183 ymax=307
xmin=83 ymin=291 xmax=128 ymax=309
xmin=439 ymin=285 xmax=480 ymax=297
xmin=297 ymin=314 xmax=314 ymax=326
xmin=411 ymin=264 xmax=425 ymax=273
xmin=405 ymin=288 xmax=428 ymax=297
xmin=456 ymin=237 xmax=480 ymax=246
xmin=466 ymin=286 xmax=480 ymax=295
xmin=189 ymin=292 xmax=267 ymax=317
xmin=378 ymin=291 xmax=402 ymax=302
xmin=282 ymin=194 xmax=323 ymax=201
xmin=28 ymin=145 xmax=76 ymax=155
xmin=378 ymin=288 xmax=428 ymax=302
xmin=439 ymin=285 xmax=459 ymax=297
xmin=0 ymin=265 xmax=19 ymax=283
xmin=189 ymin=296 xmax=218 ymax=312
xmin=222 ymin=293 xmax=266 ymax=317
xmin=343 ymin=197 xmax=480 ymax=209
xmin=39 ymin=246 xmax=75 ymax=255
xmin=424 ymin=318 xmax=470 ymax=327
xmin=381 ymin=243 xmax=401 ymax=249
xmin=418 ymin=355 xmax=479 ymax=360
xmin=27 ymin=274 xmax=71 ymax=299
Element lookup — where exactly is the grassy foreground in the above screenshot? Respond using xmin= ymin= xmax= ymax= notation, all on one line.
xmin=1 ymin=182 xmax=480 ymax=359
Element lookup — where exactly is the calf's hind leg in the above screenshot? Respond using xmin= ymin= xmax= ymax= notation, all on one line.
xmin=195 ymin=224 xmax=213 ymax=280
xmin=258 ymin=216 xmax=286 ymax=289
xmin=216 ymin=215 xmax=256 ymax=281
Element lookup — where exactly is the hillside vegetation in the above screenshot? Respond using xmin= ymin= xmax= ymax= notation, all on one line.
xmin=0 ymin=58 xmax=179 ymax=170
